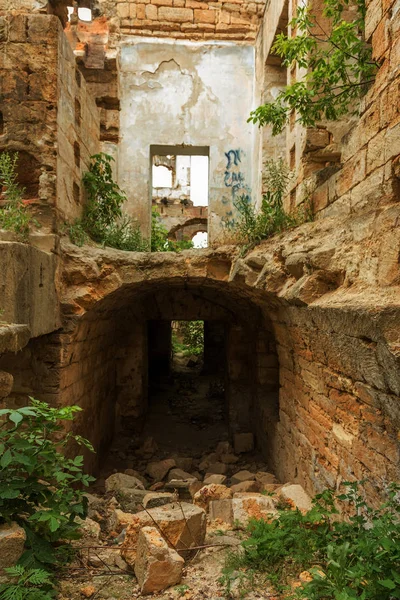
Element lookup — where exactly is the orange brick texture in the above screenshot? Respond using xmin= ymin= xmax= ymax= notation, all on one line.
xmin=103 ymin=0 xmax=265 ymax=41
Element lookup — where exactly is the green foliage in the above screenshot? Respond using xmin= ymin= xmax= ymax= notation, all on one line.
xmin=68 ymin=154 xmax=193 ymax=252
xmin=0 ymin=566 xmax=55 ymax=600
xmin=248 ymin=0 xmax=378 ymax=135
xmin=174 ymin=584 xmax=190 ymax=597
xmin=0 ymin=399 xmax=94 ymax=570
xmin=0 ymin=153 xmax=34 ymax=240
xmin=172 ymin=321 xmax=204 ymax=357
xmin=226 ymin=159 xmax=311 ymax=252
xmin=151 ymin=209 xmax=193 ymax=252
xmin=222 ymin=482 xmax=400 ymax=599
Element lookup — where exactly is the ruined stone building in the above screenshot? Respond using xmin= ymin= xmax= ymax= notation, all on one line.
xmin=0 ymin=0 xmax=399 ymax=505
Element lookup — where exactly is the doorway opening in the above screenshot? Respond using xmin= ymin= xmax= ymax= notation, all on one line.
xmin=145 ymin=319 xmax=227 ymax=456
xmin=150 ymin=145 xmax=209 ymax=248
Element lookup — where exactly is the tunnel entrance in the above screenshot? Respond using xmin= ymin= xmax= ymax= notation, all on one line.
xmin=144 ymin=320 xmax=228 ymax=458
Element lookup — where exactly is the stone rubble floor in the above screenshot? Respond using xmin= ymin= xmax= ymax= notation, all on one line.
xmin=57 ymin=367 xmax=284 ymax=599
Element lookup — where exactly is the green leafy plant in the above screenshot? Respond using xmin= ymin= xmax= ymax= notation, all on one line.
xmin=175 ymin=584 xmax=190 ymax=597
xmin=226 ymin=159 xmax=311 ymax=252
xmin=0 ymin=566 xmax=55 ymax=600
xmin=172 ymin=321 xmax=204 ymax=357
xmin=68 ymin=154 xmax=193 ymax=252
xmin=151 ymin=209 xmax=193 ymax=252
xmin=248 ymin=0 xmax=378 ymax=135
xmin=0 ymin=152 xmax=34 ymax=240
xmin=0 ymin=399 xmax=94 ymax=570
xmin=223 ymin=482 xmax=400 ymax=598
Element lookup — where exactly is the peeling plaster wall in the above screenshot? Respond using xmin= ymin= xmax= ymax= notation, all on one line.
xmin=118 ymin=37 xmax=258 ymax=240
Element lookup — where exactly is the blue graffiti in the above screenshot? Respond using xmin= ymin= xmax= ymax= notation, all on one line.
xmin=225 ymin=149 xmax=241 ymax=169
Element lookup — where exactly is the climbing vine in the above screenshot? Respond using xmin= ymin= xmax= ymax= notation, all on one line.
xmin=249 ymin=0 xmax=378 ymax=135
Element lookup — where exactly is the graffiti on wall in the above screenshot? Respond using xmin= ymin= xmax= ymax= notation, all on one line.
xmin=222 ymin=148 xmax=252 ymax=223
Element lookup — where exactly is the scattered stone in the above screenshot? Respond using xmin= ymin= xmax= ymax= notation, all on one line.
xmin=220 ymin=453 xmax=239 ymax=464
xmin=146 ymin=459 xmax=176 ymax=481
xmin=207 ymin=533 xmax=241 ymax=547
xmin=108 ymin=508 xmax=138 ymax=533
xmin=167 ymin=468 xmax=195 ymax=482
xmin=193 ymin=484 xmax=233 ymax=511
xmin=165 ymin=479 xmax=196 ymax=500
xmin=84 ymin=493 xmax=105 ymax=520
xmin=231 ymin=470 xmax=256 ymax=485
xmin=76 ymin=517 xmax=101 ymax=539
xmin=124 ymin=469 xmax=148 ymax=486
xmin=149 ymin=482 xmax=165 ymax=492
xmin=234 ymin=433 xmax=254 ymax=453
xmin=189 ymin=480 xmax=204 ymax=498
xmin=80 ymin=585 xmax=96 ymax=598
xmin=121 ymin=502 xmax=206 ymax=565
xmin=255 ymin=471 xmax=278 ymax=486
xmin=135 ymin=526 xmax=184 ymax=595
xmin=186 ymin=355 xmax=199 ymax=368
xmin=116 ymin=488 xmax=148 ymax=512
xmin=207 ymin=462 xmax=228 ymax=475
xmin=230 ymin=480 xmax=261 ymax=493
xmin=209 ymin=499 xmax=234 ymax=524
xmin=191 ymin=471 xmax=203 ymax=481
xmin=199 ymin=453 xmax=218 ymax=472
xmin=203 ymin=474 xmax=227 ymax=485
xmin=143 ymin=492 xmax=177 ymax=509
xmin=0 ymin=522 xmax=26 ymax=572
xmin=279 ymin=484 xmax=312 ymax=513
xmin=105 ymin=473 xmax=145 ymax=493
xmin=232 ymin=494 xmax=276 ymax=526
xmin=174 ymin=457 xmax=193 ymax=472
xmin=215 ymin=441 xmax=232 ymax=455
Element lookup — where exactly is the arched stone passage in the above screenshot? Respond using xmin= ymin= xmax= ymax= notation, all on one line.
xmin=55 ymin=274 xmax=280 ymax=473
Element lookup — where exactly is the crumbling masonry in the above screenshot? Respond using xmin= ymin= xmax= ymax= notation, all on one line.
xmin=0 ymin=0 xmax=399 ymax=505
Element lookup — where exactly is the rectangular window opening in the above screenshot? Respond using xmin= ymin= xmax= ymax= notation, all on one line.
xmin=150 ymin=145 xmax=209 ymax=249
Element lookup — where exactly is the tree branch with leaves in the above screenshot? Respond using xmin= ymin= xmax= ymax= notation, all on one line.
xmin=249 ymin=0 xmax=378 ymax=135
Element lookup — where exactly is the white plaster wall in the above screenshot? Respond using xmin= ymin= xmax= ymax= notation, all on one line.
xmin=118 ymin=37 xmax=258 ymax=241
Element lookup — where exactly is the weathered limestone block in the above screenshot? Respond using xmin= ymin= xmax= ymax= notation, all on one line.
xmin=230 ymin=480 xmax=261 ymax=493
xmin=167 ymin=468 xmax=195 ymax=481
xmin=105 ymin=472 xmax=145 ymax=493
xmin=146 ymin=459 xmax=176 ymax=481
xmin=279 ymin=484 xmax=312 ymax=513
xmin=193 ymin=484 xmax=233 ymax=511
xmin=143 ymin=492 xmax=177 ymax=509
xmin=231 ymin=470 xmax=256 ymax=485
xmin=0 ymin=522 xmax=26 ymax=572
xmin=209 ymin=499 xmax=234 ymax=524
xmin=203 ymin=474 xmax=227 ymax=485
xmin=232 ymin=494 xmax=277 ymax=526
xmin=135 ymin=527 xmax=184 ymax=595
xmin=206 ymin=462 xmax=228 ymax=475
xmin=121 ymin=502 xmax=206 ymax=565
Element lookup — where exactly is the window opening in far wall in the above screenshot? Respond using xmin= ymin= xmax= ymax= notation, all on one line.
xmin=150 ymin=145 xmax=209 ymax=248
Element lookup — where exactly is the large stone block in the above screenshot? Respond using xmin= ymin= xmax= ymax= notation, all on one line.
xmin=121 ymin=502 xmax=206 ymax=565
xmin=135 ymin=526 xmax=184 ymax=595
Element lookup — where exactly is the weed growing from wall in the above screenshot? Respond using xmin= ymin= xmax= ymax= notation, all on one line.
xmin=0 ymin=152 xmax=35 ymax=240
xmin=68 ymin=154 xmax=193 ymax=252
xmin=249 ymin=0 xmax=378 ymax=134
xmin=226 ymin=158 xmax=312 ymax=253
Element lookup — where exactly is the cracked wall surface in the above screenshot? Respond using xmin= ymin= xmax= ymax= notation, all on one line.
xmin=118 ymin=38 xmax=257 ymax=239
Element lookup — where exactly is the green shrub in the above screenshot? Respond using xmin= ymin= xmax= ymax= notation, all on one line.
xmin=68 ymin=153 xmax=193 ymax=252
xmin=226 ymin=158 xmax=311 ymax=253
xmin=0 ymin=566 xmax=55 ymax=600
xmin=172 ymin=321 xmax=204 ymax=357
xmin=0 ymin=399 xmax=94 ymax=570
xmin=221 ymin=482 xmax=400 ymax=599
xmin=0 ymin=152 xmax=34 ymax=240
